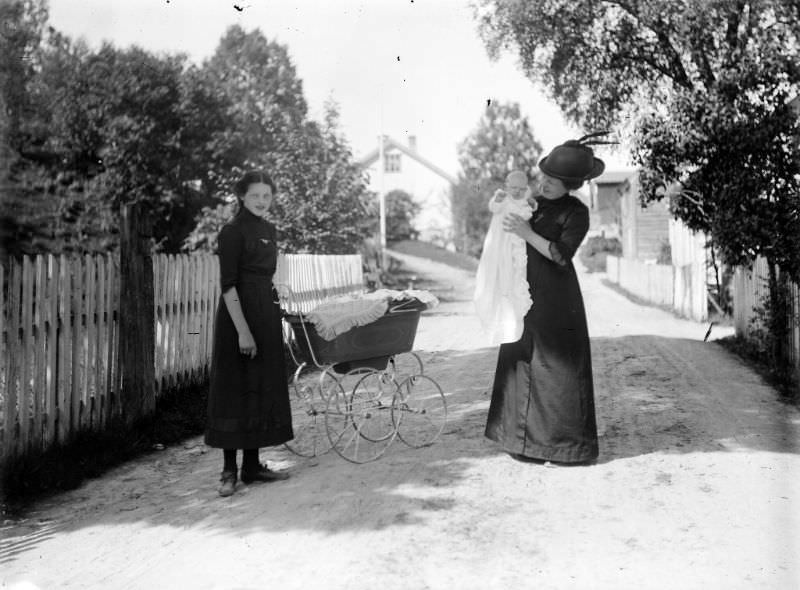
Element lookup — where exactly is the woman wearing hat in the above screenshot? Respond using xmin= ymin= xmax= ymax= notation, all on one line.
xmin=484 ymin=136 xmax=605 ymax=465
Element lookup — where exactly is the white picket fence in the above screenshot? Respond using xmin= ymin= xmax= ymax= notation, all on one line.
xmin=733 ymin=256 xmax=800 ymax=370
xmin=274 ymin=254 xmax=364 ymax=313
xmin=605 ymin=255 xmax=707 ymax=321
xmin=1 ymin=252 xmax=363 ymax=461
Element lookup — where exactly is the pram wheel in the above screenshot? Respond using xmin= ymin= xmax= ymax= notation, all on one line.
xmin=392 ymin=374 xmax=447 ymax=448
xmin=325 ymin=368 xmax=399 ymax=463
xmin=387 ymin=351 xmax=424 ymax=381
xmin=285 ymin=368 xmax=341 ymax=457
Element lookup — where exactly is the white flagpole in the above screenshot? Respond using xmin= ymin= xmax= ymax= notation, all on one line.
xmin=378 ymin=133 xmax=387 ymax=268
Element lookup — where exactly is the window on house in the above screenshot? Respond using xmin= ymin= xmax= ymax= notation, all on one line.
xmin=384 ymin=152 xmax=401 ymax=173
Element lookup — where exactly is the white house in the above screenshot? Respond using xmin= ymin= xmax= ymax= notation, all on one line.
xmin=358 ymin=135 xmax=457 ymax=248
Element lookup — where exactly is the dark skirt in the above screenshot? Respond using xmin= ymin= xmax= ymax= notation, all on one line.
xmin=485 ymin=265 xmax=598 ymax=463
xmin=204 ymin=278 xmax=293 ymax=449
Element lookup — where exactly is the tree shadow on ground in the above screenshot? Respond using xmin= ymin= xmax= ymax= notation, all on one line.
xmin=0 ymin=347 xmax=501 ymax=563
xmin=3 ymin=335 xmax=798 ymax=563
xmin=593 ymin=335 xmax=800 ymax=463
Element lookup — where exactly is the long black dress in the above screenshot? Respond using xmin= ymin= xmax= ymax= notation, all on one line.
xmin=204 ymin=208 xmax=293 ymax=449
xmin=485 ymin=193 xmax=598 ymax=463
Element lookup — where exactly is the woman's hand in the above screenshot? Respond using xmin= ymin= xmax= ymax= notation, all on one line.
xmin=503 ymin=213 xmax=533 ymax=241
xmin=526 ymin=189 xmax=539 ymax=212
xmin=238 ymin=331 xmax=257 ymax=359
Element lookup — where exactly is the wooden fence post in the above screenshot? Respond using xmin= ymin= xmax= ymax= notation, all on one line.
xmin=119 ymin=204 xmax=156 ymax=424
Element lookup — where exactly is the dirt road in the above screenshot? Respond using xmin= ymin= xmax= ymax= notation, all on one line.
xmin=2 ymin=253 xmax=798 ymax=590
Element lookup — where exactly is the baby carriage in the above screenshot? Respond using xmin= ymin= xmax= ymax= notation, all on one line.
xmin=275 ymin=255 xmax=447 ymax=463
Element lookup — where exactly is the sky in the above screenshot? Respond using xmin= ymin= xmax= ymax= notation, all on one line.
xmin=47 ymin=0 xmax=631 ymax=176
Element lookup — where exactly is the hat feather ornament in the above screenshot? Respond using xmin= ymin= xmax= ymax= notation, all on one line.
xmin=538 ymin=131 xmax=616 ymax=182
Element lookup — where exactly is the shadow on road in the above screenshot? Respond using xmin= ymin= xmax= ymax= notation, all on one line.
xmin=0 ymin=347 xmax=499 ymax=562
xmin=594 ymin=335 xmax=800 ymax=462
xmin=3 ymin=334 xmax=798 ymax=565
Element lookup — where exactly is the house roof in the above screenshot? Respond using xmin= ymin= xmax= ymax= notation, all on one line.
xmin=358 ymin=136 xmax=458 ymax=185
xmin=593 ymin=169 xmax=637 ymax=185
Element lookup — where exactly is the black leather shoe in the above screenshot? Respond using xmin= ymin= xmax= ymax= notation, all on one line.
xmin=218 ymin=470 xmax=237 ymax=497
xmin=240 ymin=464 xmax=290 ymax=483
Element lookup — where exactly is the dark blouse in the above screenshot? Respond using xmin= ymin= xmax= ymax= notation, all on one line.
xmin=218 ymin=207 xmax=279 ymax=293
xmin=534 ymin=194 xmax=591 ymax=267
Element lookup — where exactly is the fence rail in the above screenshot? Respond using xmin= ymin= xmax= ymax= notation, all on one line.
xmin=1 ymin=251 xmax=363 ymax=462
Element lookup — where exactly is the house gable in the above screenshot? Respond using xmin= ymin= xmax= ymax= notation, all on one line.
xmin=358 ymin=136 xmax=458 ymax=185
xmin=358 ymin=135 xmax=457 ymax=247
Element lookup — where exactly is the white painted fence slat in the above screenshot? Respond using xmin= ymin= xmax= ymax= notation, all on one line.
xmin=20 ymin=256 xmax=34 ymax=452
xmin=45 ymin=255 xmax=59 ymax=446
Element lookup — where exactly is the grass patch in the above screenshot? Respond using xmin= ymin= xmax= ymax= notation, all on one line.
xmin=717 ymin=335 xmax=799 ymax=405
xmin=380 ymin=259 xmax=439 ymax=292
xmin=2 ymin=383 xmax=209 ymax=516
xmin=388 ymin=240 xmax=478 ymax=272
xmin=600 ymin=278 xmax=733 ymax=329
xmin=600 ymin=278 xmax=678 ymax=316
xmin=602 ymin=276 xmax=797 ymax=404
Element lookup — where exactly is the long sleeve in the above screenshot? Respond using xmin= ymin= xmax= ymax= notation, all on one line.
xmin=218 ymin=224 xmax=243 ymax=292
xmin=488 ymin=195 xmax=505 ymax=214
xmin=549 ymin=203 xmax=589 ymax=266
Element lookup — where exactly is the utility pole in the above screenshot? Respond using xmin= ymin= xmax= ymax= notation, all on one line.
xmin=378 ymin=134 xmax=387 ymax=269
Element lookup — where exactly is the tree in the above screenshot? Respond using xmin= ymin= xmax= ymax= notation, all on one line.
xmin=383 ymin=189 xmax=420 ymax=242
xmin=200 ymin=28 xmax=371 ymax=254
xmin=0 ymin=0 xmax=49 ymax=153
xmin=2 ymin=16 xmax=224 ymax=256
xmin=269 ymin=100 xmax=374 ymax=254
xmin=0 ymin=0 xmax=53 ymax=259
xmin=451 ymin=101 xmax=543 ymax=256
xmin=476 ymin=0 xmax=800 ymax=364
xmin=0 ymin=4 xmax=113 ymax=259
xmin=183 ymin=40 xmax=373 ymax=256
xmin=4 ymin=16 xmax=372 ymax=258
xmin=197 ymin=25 xmax=309 ymax=188
xmin=75 ymin=45 xmax=201 ymax=250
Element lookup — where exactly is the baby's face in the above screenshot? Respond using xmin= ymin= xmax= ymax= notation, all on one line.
xmin=505 ymin=180 xmax=528 ymax=200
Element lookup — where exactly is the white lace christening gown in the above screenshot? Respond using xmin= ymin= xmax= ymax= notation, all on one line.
xmin=473 ymin=195 xmax=533 ymax=345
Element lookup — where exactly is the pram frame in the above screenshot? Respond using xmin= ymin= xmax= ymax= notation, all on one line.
xmin=278 ymin=284 xmax=446 ymax=463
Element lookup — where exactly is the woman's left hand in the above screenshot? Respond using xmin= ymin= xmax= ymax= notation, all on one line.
xmin=503 ymin=213 xmax=533 ymax=241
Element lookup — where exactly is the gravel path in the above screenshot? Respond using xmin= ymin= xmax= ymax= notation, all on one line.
xmin=2 ymin=252 xmax=798 ymax=590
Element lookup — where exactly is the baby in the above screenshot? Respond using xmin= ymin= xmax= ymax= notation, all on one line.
xmin=473 ymin=170 xmax=536 ymax=345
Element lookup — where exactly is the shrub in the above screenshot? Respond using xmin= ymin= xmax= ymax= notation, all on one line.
xmin=579 ymin=236 xmax=622 ymax=273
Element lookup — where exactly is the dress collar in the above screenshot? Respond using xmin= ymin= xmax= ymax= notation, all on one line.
xmin=535 ymin=193 xmax=569 ymax=208
xmin=237 ymin=207 xmax=267 ymax=224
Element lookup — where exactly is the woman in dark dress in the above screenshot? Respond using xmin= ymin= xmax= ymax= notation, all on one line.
xmin=485 ymin=137 xmax=605 ymax=465
xmin=205 ymin=170 xmax=293 ymax=496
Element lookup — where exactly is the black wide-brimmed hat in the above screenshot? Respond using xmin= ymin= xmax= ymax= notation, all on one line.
xmin=538 ymin=132 xmax=612 ymax=183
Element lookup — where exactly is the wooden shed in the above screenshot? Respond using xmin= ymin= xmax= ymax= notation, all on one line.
xmin=619 ymin=173 xmax=671 ymax=262
xmin=588 ymin=170 xmax=634 ymax=238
